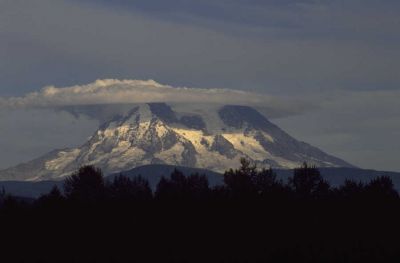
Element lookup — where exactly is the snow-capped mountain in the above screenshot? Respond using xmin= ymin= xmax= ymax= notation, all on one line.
xmin=0 ymin=103 xmax=352 ymax=181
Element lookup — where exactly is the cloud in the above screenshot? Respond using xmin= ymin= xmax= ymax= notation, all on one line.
xmin=0 ymin=78 xmax=317 ymax=169
xmin=0 ymin=79 xmax=316 ymax=118
xmin=0 ymin=79 xmax=263 ymax=107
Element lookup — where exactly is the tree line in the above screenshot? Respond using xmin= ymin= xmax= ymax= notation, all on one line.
xmin=0 ymin=159 xmax=399 ymax=262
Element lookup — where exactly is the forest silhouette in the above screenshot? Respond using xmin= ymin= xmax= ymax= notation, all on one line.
xmin=1 ymin=159 xmax=400 ymax=262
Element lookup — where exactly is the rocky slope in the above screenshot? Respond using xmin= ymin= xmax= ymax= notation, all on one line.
xmin=0 ymin=103 xmax=353 ymax=181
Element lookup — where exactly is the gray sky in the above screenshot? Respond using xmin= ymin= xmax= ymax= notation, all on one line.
xmin=0 ymin=0 xmax=399 ymax=171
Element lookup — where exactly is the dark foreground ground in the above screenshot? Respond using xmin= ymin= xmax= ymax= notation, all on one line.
xmin=1 ymin=200 xmax=400 ymax=263
xmin=1 ymin=163 xmax=400 ymax=262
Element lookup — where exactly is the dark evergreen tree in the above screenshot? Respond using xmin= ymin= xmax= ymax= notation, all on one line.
xmin=186 ymin=173 xmax=210 ymax=199
xmin=0 ymin=186 xmax=6 ymax=206
xmin=155 ymin=176 xmax=171 ymax=200
xmin=223 ymin=158 xmax=258 ymax=197
xmin=289 ymin=162 xmax=331 ymax=199
xmin=0 ymin=194 xmax=23 ymax=213
xmin=154 ymin=169 xmax=186 ymax=199
xmin=337 ymin=179 xmax=365 ymax=200
xmin=365 ymin=176 xmax=399 ymax=201
xmin=155 ymin=169 xmax=210 ymax=200
xmin=64 ymin=165 xmax=105 ymax=203
xmin=170 ymin=168 xmax=187 ymax=190
xmin=36 ymin=185 xmax=65 ymax=208
xmin=108 ymin=174 xmax=152 ymax=202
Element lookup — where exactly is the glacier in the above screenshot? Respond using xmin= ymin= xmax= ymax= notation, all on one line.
xmin=0 ymin=103 xmax=353 ymax=181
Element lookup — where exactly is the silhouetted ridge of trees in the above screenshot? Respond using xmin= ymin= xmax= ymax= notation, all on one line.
xmin=155 ymin=169 xmax=210 ymax=201
xmin=19 ymin=160 xmax=398 ymax=206
xmin=108 ymin=174 xmax=152 ymax=203
xmin=1 ymin=160 xmax=400 ymax=262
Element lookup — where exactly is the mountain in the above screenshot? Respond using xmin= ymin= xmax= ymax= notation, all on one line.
xmin=0 ymin=103 xmax=353 ymax=181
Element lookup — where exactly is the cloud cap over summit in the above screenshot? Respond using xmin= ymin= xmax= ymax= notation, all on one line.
xmin=0 ymin=79 xmax=316 ymax=118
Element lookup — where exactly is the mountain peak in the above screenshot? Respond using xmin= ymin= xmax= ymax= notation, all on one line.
xmin=219 ymin=105 xmax=275 ymax=130
xmin=0 ymin=103 xmax=353 ymax=181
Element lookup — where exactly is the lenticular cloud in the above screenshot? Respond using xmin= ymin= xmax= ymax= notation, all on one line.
xmin=0 ymin=79 xmax=273 ymax=108
xmin=0 ymin=79 xmax=317 ymax=118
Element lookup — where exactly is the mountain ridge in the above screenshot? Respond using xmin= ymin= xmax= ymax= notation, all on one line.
xmin=0 ymin=103 xmax=353 ymax=181
xmin=2 ymin=164 xmax=400 ymax=198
